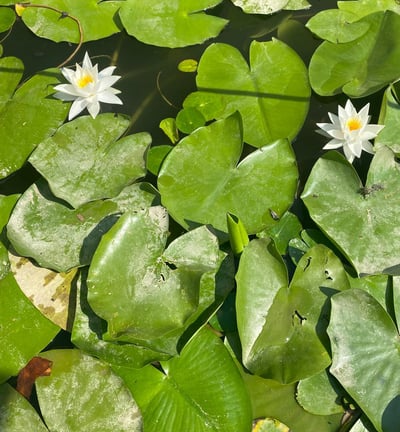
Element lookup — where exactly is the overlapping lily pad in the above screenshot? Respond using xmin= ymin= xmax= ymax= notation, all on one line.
xmin=309 ymin=11 xmax=400 ymax=97
xmin=87 ymin=207 xmax=223 ymax=353
xmin=158 ymin=113 xmax=298 ymax=237
xmin=19 ymin=0 xmax=122 ymax=42
xmin=0 ymin=65 xmax=68 ymax=179
xmin=236 ymin=241 xmax=350 ymax=383
xmin=29 ymin=114 xmax=151 ymax=208
xmin=35 ymin=349 xmax=142 ymax=432
xmin=302 ymin=148 xmax=400 ymax=276
xmin=328 ymin=289 xmax=400 ymax=432
xmin=7 ymin=181 xmax=158 ymax=272
xmin=0 ymin=272 xmax=59 ymax=383
xmin=232 ymin=0 xmax=309 ymax=15
xmin=0 ymin=383 xmax=48 ymax=431
xmin=119 ymin=0 xmax=228 ymax=48
xmin=114 ymin=328 xmax=252 ymax=432
xmin=190 ymin=40 xmax=310 ymax=147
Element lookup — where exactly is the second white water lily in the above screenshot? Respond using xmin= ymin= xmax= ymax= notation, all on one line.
xmin=316 ymin=99 xmax=384 ymax=163
xmin=54 ymin=52 xmax=123 ymax=120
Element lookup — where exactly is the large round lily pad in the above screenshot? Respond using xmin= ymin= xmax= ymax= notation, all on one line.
xmin=302 ymin=147 xmax=400 ymax=276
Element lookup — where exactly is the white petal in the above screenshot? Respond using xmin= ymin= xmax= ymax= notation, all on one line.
xmin=97 ymin=91 xmax=123 ymax=105
xmin=82 ymin=52 xmax=93 ymax=70
xmin=53 ymin=83 xmax=84 ymax=98
xmin=328 ymin=112 xmax=341 ymax=126
xmin=361 ymin=141 xmax=374 ymax=154
xmin=53 ymin=91 xmax=77 ymax=101
xmin=316 ymin=128 xmax=334 ymax=139
xmin=87 ymin=100 xmax=100 ymax=118
xmin=363 ymin=124 xmax=385 ymax=136
xmin=343 ymin=144 xmax=355 ymax=163
xmin=344 ymin=99 xmax=356 ymax=117
xmin=358 ymin=103 xmax=370 ymax=123
xmin=348 ymin=140 xmax=363 ymax=158
xmin=323 ymin=139 xmax=344 ymax=149
xmin=97 ymin=75 xmax=121 ymax=92
xmin=60 ymin=67 xmax=75 ymax=83
xmin=69 ymin=98 xmax=88 ymax=120
xmin=99 ymin=66 xmax=117 ymax=77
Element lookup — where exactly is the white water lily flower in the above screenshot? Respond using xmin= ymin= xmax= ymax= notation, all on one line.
xmin=54 ymin=52 xmax=123 ymax=120
xmin=316 ymin=99 xmax=384 ymax=163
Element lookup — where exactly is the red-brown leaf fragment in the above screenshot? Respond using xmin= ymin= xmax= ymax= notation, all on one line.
xmin=16 ymin=356 xmax=52 ymax=398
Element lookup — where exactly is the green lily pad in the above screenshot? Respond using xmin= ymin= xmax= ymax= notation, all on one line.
xmin=0 ymin=65 xmax=68 ymax=180
xmin=29 ymin=114 xmax=151 ymax=208
xmin=257 ymin=211 xmax=302 ymax=255
xmin=119 ymin=0 xmax=227 ymax=48
xmin=7 ymin=181 xmax=158 ymax=272
xmin=228 ymin=350 xmax=343 ymax=431
xmin=158 ymin=114 xmax=298 ymax=238
xmin=328 ymin=289 xmax=400 ymax=432
xmin=87 ymin=207 xmax=220 ymax=346
xmin=175 ymin=107 xmax=206 ymax=134
xmin=232 ymin=0 xmax=309 ymax=14
xmin=338 ymin=0 xmax=400 ymax=18
xmin=0 ymin=7 xmax=15 ymax=33
xmin=306 ymin=9 xmax=369 ymax=43
xmin=302 ymin=148 xmax=400 ymax=276
xmin=146 ymin=145 xmax=173 ymax=176
xmin=35 ymin=349 xmax=142 ymax=432
xmin=0 ymin=383 xmax=48 ymax=431
xmin=191 ymin=40 xmax=310 ymax=147
xmin=114 ymin=328 xmax=252 ymax=432
xmin=375 ymin=87 xmax=400 ymax=155
xmin=309 ymin=11 xmax=400 ymax=97
xmin=0 ymin=271 xmax=59 ymax=383
xmin=20 ymin=0 xmax=121 ymax=42
xmin=236 ymin=242 xmax=350 ymax=383
xmin=296 ymin=369 xmax=345 ymax=415
xmin=231 ymin=0 xmax=289 ymax=15
xmin=72 ymin=270 xmax=172 ymax=369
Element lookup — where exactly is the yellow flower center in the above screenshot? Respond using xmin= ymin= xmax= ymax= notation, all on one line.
xmin=346 ymin=117 xmax=362 ymax=131
xmin=77 ymin=74 xmax=94 ymax=88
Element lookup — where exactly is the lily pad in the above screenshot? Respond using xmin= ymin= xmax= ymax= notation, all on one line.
xmin=87 ymin=207 xmax=220 ymax=346
xmin=158 ymin=113 xmax=298 ymax=237
xmin=7 ymin=181 xmax=158 ymax=272
xmin=29 ymin=114 xmax=151 ymax=208
xmin=296 ymin=369 xmax=345 ymax=416
xmin=232 ymin=0 xmax=309 ymax=14
xmin=375 ymin=87 xmax=400 ymax=155
xmin=309 ymin=11 xmax=400 ymax=97
xmin=35 ymin=349 xmax=142 ymax=432
xmin=0 ymin=383 xmax=48 ymax=431
xmin=338 ymin=0 xmax=400 ymax=18
xmin=0 ymin=65 xmax=68 ymax=179
xmin=9 ymin=251 xmax=77 ymax=330
xmin=240 ymin=371 xmax=342 ymax=431
xmin=20 ymin=0 xmax=121 ymax=42
xmin=231 ymin=0 xmax=289 ymax=15
xmin=0 ymin=7 xmax=15 ymax=33
xmin=236 ymin=242 xmax=350 ymax=383
xmin=72 ymin=270 xmax=172 ymax=369
xmin=302 ymin=148 xmax=400 ymax=276
xmin=0 ymin=271 xmax=59 ymax=383
xmin=191 ymin=39 xmax=310 ymax=147
xmin=306 ymin=9 xmax=369 ymax=43
xmin=328 ymin=289 xmax=400 ymax=432
xmin=119 ymin=0 xmax=228 ymax=48
xmin=114 ymin=328 xmax=252 ymax=432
